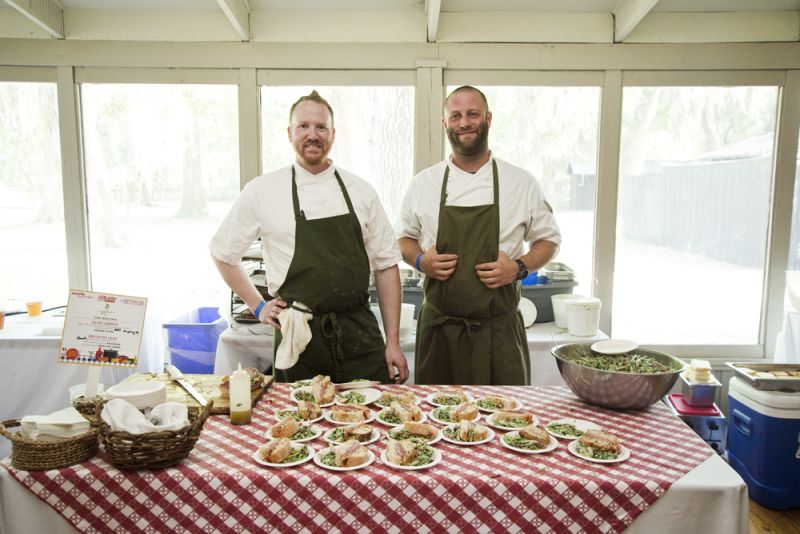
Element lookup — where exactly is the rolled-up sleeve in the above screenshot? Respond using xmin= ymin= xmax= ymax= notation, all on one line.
xmin=364 ymin=190 xmax=402 ymax=272
xmin=397 ymin=180 xmax=422 ymax=241
xmin=209 ymin=184 xmax=262 ymax=265
xmin=525 ymin=186 xmax=562 ymax=246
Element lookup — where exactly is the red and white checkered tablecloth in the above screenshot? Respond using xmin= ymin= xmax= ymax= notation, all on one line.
xmin=3 ymin=385 xmax=714 ymax=533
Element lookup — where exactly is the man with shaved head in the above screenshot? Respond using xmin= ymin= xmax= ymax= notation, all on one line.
xmin=397 ymin=86 xmax=560 ymax=386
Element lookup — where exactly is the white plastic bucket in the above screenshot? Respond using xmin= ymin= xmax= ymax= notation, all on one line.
xmin=551 ymin=294 xmax=584 ymax=329
xmin=566 ymin=297 xmax=602 ymax=336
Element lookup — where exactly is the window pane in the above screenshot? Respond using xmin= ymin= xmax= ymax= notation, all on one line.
xmin=81 ymin=84 xmax=240 ymax=319
xmin=446 ymin=86 xmax=601 ymax=293
xmin=615 ymin=86 xmax=778 ymax=344
xmin=261 ymin=86 xmax=414 ymax=225
xmin=0 ymin=82 xmax=67 ymax=311
xmin=787 ymin=125 xmax=800 ymax=311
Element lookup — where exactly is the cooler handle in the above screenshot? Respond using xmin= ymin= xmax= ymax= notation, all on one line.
xmin=732 ymin=409 xmax=751 ymax=437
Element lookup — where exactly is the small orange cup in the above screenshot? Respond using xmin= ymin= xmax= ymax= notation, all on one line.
xmin=26 ymin=301 xmax=43 ymax=317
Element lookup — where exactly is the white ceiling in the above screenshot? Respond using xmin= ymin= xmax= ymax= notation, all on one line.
xmin=2 ymin=0 xmax=798 ymax=42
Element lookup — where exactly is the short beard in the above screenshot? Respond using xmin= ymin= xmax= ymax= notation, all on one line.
xmin=447 ymin=120 xmax=489 ymax=157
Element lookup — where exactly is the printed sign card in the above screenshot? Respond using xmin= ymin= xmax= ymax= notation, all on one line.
xmin=59 ymin=290 xmax=147 ymax=368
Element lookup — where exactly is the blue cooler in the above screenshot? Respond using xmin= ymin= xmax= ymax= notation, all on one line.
xmin=728 ymin=376 xmax=800 ymax=510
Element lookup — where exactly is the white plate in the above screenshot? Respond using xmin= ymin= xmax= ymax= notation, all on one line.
xmin=485 ymin=412 xmax=539 ymax=431
xmin=322 ymin=427 xmax=381 ymax=446
xmin=266 ymin=424 xmax=322 ymax=443
xmin=499 ymin=431 xmax=558 ymax=454
xmin=567 ymin=440 xmax=631 ymax=464
xmin=380 ymin=448 xmax=443 ymax=471
xmin=424 ymin=391 xmax=474 ymax=408
xmin=385 ymin=426 xmax=443 ymax=446
xmin=518 ymin=297 xmax=537 ymax=328
xmin=323 ymin=409 xmax=376 ymax=426
xmin=375 ymin=408 xmax=427 ymax=427
xmin=273 ymin=409 xmax=324 ymax=425
xmin=544 ymin=418 xmax=601 ymax=440
xmin=335 ymin=380 xmax=380 ymax=390
xmin=591 ymin=339 xmax=639 ymax=355
xmin=374 ymin=392 xmax=422 ymax=408
xmin=429 ymin=406 xmax=481 ymax=426
xmin=475 ymin=396 xmax=522 ymax=413
xmin=440 ymin=424 xmax=495 ymax=446
xmin=334 ymin=387 xmax=381 ymax=406
xmin=291 ymin=386 xmax=334 ymax=407
xmin=313 ymin=447 xmax=376 ymax=471
xmin=252 ymin=443 xmax=315 ymax=468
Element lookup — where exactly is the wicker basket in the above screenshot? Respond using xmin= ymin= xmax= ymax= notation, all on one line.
xmin=98 ymin=401 xmax=213 ymax=470
xmin=0 ymin=419 xmax=99 ymax=471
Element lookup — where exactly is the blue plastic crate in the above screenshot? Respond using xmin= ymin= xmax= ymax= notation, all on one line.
xmin=162 ymin=307 xmax=228 ymax=374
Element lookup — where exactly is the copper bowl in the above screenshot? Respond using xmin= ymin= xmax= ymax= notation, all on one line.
xmin=551 ymin=343 xmax=686 ymax=410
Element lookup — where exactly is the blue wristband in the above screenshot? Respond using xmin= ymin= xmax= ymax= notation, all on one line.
xmin=254 ymin=300 xmax=266 ymax=319
xmin=415 ymin=253 xmax=423 ymax=272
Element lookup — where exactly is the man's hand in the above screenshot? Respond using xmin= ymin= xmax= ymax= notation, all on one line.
xmin=420 ymin=246 xmax=459 ymax=281
xmin=259 ymin=298 xmax=288 ymax=329
xmin=475 ymin=251 xmax=519 ymax=289
xmin=385 ymin=343 xmax=409 ymax=383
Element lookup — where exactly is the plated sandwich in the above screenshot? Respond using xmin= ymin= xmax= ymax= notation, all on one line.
xmin=375 ymin=391 xmax=416 ymax=408
xmin=317 ymin=439 xmax=371 ymax=468
xmin=269 ymin=416 xmax=300 ymax=438
xmin=330 ymin=405 xmax=372 ymax=423
xmin=385 ymin=438 xmax=437 ymax=467
xmin=311 ymin=375 xmax=336 ymax=404
xmin=575 ymin=429 xmax=622 ymax=460
xmin=258 ymin=438 xmax=308 ymax=464
xmin=493 ymin=411 xmax=534 ymax=429
xmin=443 ymin=420 xmax=490 ymax=443
xmin=276 ymin=401 xmax=322 ymax=422
xmin=432 ymin=388 xmax=469 ymax=406
xmin=502 ymin=425 xmax=551 ymax=451
xmin=378 ymin=401 xmax=423 ymax=425
xmin=476 ymin=395 xmax=518 ymax=411
xmin=387 ymin=422 xmax=439 ymax=442
xmin=327 ymin=423 xmax=375 ymax=444
xmin=433 ymin=402 xmax=479 ymax=423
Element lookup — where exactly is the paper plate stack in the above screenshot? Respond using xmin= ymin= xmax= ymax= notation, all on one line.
xmin=105 ymin=382 xmax=167 ymax=409
xmin=541 ymin=262 xmax=575 ymax=282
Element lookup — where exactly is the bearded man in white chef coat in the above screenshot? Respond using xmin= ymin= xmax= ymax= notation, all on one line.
xmin=210 ymin=90 xmax=408 ymax=384
xmin=397 ymin=86 xmax=561 ymax=386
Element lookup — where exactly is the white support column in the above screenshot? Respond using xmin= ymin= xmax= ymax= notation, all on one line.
xmin=4 ymin=0 xmax=64 ymax=39
xmin=414 ymin=60 xmax=446 ymax=174
xmin=216 ymin=0 xmax=250 ymax=41
xmin=612 ymin=0 xmax=659 ymax=42
xmin=764 ymin=71 xmax=800 ymax=355
xmin=426 ymin=0 xmax=441 ymax=43
xmin=238 ymin=68 xmax=261 ymax=188
xmin=594 ymin=70 xmax=623 ymax=335
xmin=56 ymin=66 xmax=92 ymax=291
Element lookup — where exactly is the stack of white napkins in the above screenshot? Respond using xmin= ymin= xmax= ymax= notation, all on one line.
xmin=101 ymin=398 xmax=189 ymax=434
xmin=20 ymin=407 xmax=91 ymax=441
xmin=686 ymin=359 xmax=713 ymax=383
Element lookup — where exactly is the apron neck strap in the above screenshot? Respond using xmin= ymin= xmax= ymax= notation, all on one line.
xmin=291 ymin=165 xmax=355 ymax=220
xmin=440 ymin=159 xmax=500 ymax=208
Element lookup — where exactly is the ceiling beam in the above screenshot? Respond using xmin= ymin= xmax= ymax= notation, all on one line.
xmin=426 ymin=0 xmax=441 ymax=43
xmin=216 ymin=0 xmax=250 ymax=41
xmin=4 ymin=0 xmax=64 ymax=39
xmin=612 ymin=0 xmax=659 ymax=42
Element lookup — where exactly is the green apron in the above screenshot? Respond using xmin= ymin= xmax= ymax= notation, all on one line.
xmin=273 ymin=166 xmax=389 ymax=384
xmin=415 ymin=160 xmax=530 ymax=385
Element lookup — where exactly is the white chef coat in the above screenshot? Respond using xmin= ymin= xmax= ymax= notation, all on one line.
xmin=397 ymin=156 xmax=561 ymax=259
xmin=210 ymin=162 xmax=401 ymax=297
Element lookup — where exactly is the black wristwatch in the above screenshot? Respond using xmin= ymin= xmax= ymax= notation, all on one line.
xmin=515 ymin=259 xmax=529 ymax=281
